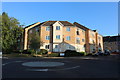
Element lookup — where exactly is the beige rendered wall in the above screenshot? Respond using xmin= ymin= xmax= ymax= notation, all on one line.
xmin=24 ymin=22 xmax=40 ymax=50
xmin=53 ymin=21 xmax=63 ymax=43
xmin=97 ymin=34 xmax=103 ymax=51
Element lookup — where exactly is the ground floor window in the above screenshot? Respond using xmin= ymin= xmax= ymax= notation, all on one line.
xmin=55 ymin=45 xmax=58 ymax=48
xmin=45 ymin=45 xmax=49 ymax=49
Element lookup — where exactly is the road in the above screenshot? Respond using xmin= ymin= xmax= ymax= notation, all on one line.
xmin=2 ymin=55 xmax=120 ymax=79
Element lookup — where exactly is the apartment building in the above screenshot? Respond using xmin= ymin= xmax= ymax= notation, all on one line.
xmin=103 ymin=35 xmax=120 ymax=52
xmin=24 ymin=21 xmax=103 ymax=53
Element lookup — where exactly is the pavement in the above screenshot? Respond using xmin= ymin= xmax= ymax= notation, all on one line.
xmin=2 ymin=55 xmax=120 ymax=79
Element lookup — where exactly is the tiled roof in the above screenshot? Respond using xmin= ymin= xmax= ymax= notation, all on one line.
xmin=59 ymin=21 xmax=74 ymax=26
xmin=41 ymin=21 xmax=56 ymax=26
xmin=73 ymin=22 xmax=89 ymax=30
xmin=103 ymin=36 xmax=120 ymax=42
xmin=41 ymin=21 xmax=74 ymax=26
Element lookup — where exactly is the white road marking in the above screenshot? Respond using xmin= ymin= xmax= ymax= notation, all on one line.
xmin=27 ymin=69 xmax=48 ymax=72
xmin=53 ymin=66 xmax=80 ymax=71
xmin=2 ymin=61 xmax=23 ymax=66
xmin=27 ymin=66 xmax=80 ymax=72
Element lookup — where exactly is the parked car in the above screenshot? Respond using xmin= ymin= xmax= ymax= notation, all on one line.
xmin=104 ymin=50 xmax=111 ymax=55
xmin=93 ymin=51 xmax=104 ymax=56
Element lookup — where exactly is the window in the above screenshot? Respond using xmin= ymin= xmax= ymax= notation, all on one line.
xmin=67 ymin=45 xmax=70 ymax=49
xmin=77 ymin=31 xmax=80 ymax=35
xmin=55 ymin=45 xmax=58 ymax=48
xmin=66 ymin=27 xmax=70 ymax=31
xmin=45 ymin=45 xmax=49 ymax=49
xmin=46 ymin=36 xmax=50 ymax=40
xmin=36 ymin=28 xmax=39 ymax=32
xmin=76 ymin=37 xmax=80 ymax=44
xmin=76 ymin=28 xmax=80 ymax=35
xmin=56 ymin=26 xmax=60 ymax=30
xmin=91 ymin=33 xmax=94 ymax=37
xmin=56 ymin=35 xmax=60 ymax=39
xmin=82 ymin=39 xmax=85 ymax=42
xmin=46 ymin=26 xmax=50 ymax=31
xmin=66 ymin=36 xmax=70 ymax=40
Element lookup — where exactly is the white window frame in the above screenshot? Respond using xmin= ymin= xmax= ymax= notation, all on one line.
xmin=66 ymin=27 xmax=70 ymax=31
xmin=76 ymin=37 xmax=80 ymax=44
xmin=46 ymin=36 xmax=50 ymax=40
xmin=45 ymin=45 xmax=49 ymax=49
xmin=56 ymin=26 xmax=60 ymax=30
xmin=66 ymin=36 xmax=70 ymax=40
xmin=82 ymin=39 xmax=85 ymax=42
xmin=56 ymin=35 xmax=60 ymax=39
xmin=55 ymin=45 xmax=58 ymax=48
xmin=46 ymin=26 xmax=50 ymax=31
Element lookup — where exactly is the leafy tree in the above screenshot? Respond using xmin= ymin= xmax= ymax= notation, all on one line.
xmin=0 ymin=15 xmax=2 ymax=52
xmin=29 ymin=30 xmax=43 ymax=51
xmin=2 ymin=12 xmax=23 ymax=53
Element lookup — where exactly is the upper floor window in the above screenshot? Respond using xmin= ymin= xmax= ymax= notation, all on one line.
xmin=36 ymin=28 xmax=39 ymax=32
xmin=91 ymin=33 xmax=94 ymax=37
xmin=56 ymin=26 xmax=60 ymax=30
xmin=76 ymin=37 xmax=80 ymax=44
xmin=82 ymin=39 xmax=85 ymax=42
xmin=76 ymin=31 xmax=80 ymax=35
xmin=66 ymin=27 xmax=70 ymax=31
xmin=76 ymin=28 xmax=80 ymax=35
xmin=56 ymin=35 xmax=60 ymax=39
xmin=66 ymin=36 xmax=70 ymax=40
xmin=46 ymin=26 xmax=50 ymax=31
xmin=46 ymin=36 xmax=50 ymax=40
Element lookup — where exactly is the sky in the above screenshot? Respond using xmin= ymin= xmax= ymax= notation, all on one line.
xmin=2 ymin=2 xmax=118 ymax=36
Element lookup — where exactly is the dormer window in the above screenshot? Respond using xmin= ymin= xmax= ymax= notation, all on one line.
xmin=56 ymin=26 xmax=60 ymax=30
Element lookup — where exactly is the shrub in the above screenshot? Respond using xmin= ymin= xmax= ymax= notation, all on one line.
xmin=12 ymin=50 xmax=21 ymax=53
xmin=48 ymin=53 xmax=59 ymax=57
xmin=19 ymin=50 xmax=23 ymax=53
xmin=23 ymin=49 xmax=35 ymax=54
xmin=86 ymin=53 xmax=93 ymax=56
xmin=65 ymin=50 xmax=80 ymax=56
xmin=79 ymin=52 xmax=87 ymax=56
xmin=23 ymin=50 xmax=31 ymax=54
xmin=40 ymin=49 xmax=48 ymax=55
xmin=37 ymin=51 xmax=42 ymax=55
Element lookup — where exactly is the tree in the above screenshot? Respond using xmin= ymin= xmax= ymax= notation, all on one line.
xmin=2 ymin=12 xmax=23 ymax=53
xmin=29 ymin=30 xmax=43 ymax=51
xmin=0 ymin=15 xmax=2 ymax=52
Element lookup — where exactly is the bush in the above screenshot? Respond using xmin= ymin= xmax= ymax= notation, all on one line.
xmin=37 ymin=51 xmax=42 ymax=55
xmin=86 ymin=53 xmax=93 ymax=56
xmin=48 ymin=53 xmax=59 ymax=57
xmin=23 ymin=49 xmax=35 ymax=54
xmin=65 ymin=50 xmax=80 ymax=57
xmin=64 ymin=50 xmax=87 ymax=57
xmin=79 ymin=52 xmax=87 ymax=56
xmin=40 ymin=49 xmax=48 ymax=55
xmin=19 ymin=50 xmax=23 ymax=53
xmin=12 ymin=50 xmax=21 ymax=53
